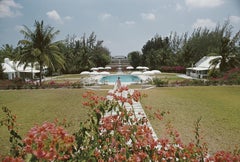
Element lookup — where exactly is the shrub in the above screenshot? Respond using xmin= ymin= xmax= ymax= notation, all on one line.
xmin=152 ymin=77 xmax=168 ymax=87
xmin=23 ymin=122 xmax=75 ymax=161
xmin=160 ymin=66 xmax=186 ymax=73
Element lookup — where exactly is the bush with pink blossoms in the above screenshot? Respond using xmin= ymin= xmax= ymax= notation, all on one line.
xmin=23 ymin=122 xmax=75 ymax=161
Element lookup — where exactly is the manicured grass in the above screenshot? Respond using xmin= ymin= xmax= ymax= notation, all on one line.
xmin=0 ymin=89 xmax=108 ymax=155
xmin=154 ymin=73 xmax=187 ymax=83
xmin=51 ymin=74 xmax=83 ymax=79
xmin=140 ymin=86 xmax=240 ymax=154
xmin=1 ymin=86 xmax=239 ymax=155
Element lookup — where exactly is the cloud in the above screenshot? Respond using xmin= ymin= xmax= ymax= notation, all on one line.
xmin=176 ymin=3 xmax=183 ymax=11
xmin=0 ymin=0 xmax=22 ymax=18
xmin=192 ymin=18 xmax=216 ymax=29
xmin=64 ymin=16 xmax=72 ymax=21
xmin=185 ymin=0 xmax=224 ymax=8
xmin=229 ymin=15 xmax=240 ymax=24
xmin=46 ymin=10 xmax=63 ymax=24
xmin=99 ymin=13 xmax=112 ymax=21
xmin=141 ymin=13 xmax=156 ymax=21
xmin=124 ymin=21 xmax=136 ymax=25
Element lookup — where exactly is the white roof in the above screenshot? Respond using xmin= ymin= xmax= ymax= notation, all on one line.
xmin=188 ymin=56 xmax=221 ymax=71
xmin=2 ymin=58 xmax=40 ymax=73
xmin=195 ymin=56 xmax=221 ymax=68
xmin=2 ymin=63 xmax=15 ymax=73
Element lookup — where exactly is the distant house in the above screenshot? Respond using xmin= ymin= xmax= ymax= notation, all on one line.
xmin=1 ymin=58 xmax=40 ymax=80
xmin=186 ymin=56 xmax=221 ymax=79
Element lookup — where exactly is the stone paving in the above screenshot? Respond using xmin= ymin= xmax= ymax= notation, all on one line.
xmin=106 ymin=89 xmax=158 ymax=140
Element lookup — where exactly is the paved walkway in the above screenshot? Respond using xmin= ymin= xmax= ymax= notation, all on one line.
xmin=106 ymin=89 xmax=158 ymax=140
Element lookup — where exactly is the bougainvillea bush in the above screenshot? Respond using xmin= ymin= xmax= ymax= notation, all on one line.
xmin=209 ymin=68 xmax=240 ymax=85
xmin=1 ymin=87 xmax=240 ymax=161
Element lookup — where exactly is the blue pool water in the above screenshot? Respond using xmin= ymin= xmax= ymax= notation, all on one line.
xmin=100 ymin=75 xmax=141 ymax=84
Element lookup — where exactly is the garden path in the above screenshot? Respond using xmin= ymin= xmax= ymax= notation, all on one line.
xmin=106 ymin=89 xmax=158 ymax=140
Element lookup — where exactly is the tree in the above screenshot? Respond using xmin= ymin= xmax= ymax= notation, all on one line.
xmin=92 ymin=45 xmax=111 ymax=67
xmin=127 ymin=51 xmax=142 ymax=68
xmin=210 ymin=21 xmax=240 ymax=72
xmin=17 ymin=20 xmax=65 ymax=85
xmin=0 ymin=44 xmax=16 ymax=61
xmin=61 ymin=33 xmax=111 ymax=73
xmin=141 ymin=35 xmax=175 ymax=68
xmin=0 ymin=63 xmax=4 ymax=79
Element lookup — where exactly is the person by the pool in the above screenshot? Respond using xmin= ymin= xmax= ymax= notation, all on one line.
xmin=114 ymin=76 xmax=121 ymax=90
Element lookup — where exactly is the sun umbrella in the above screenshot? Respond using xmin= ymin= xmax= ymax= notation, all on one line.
xmin=90 ymin=67 xmax=99 ymax=71
xmin=100 ymin=71 xmax=110 ymax=75
xmin=136 ymin=66 xmax=143 ymax=70
xmin=80 ymin=71 xmax=90 ymax=75
xmin=98 ymin=67 xmax=104 ymax=70
xmin=90 ymin=71 xmax=99 ymax=75
xmin=131 ymin=71 xmax=142 ymax=75
xmin=126 ymin=66 xmax=134 ymax=70
xmin=143 ymin=71 xmax=154 ymax=75
xmin=151 ymin=70 xmax=161 ymax=74
xmin=105 ymin=66 xmax=112 ymax=70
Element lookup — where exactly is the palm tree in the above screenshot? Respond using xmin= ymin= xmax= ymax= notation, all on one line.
xmin=18 ymin=20 xmax=65 ymax=85
xmin=210 ymin=32 xmax=240 ymax=72
xmin=0 ymin=44 xmax=16 ymax=60
xmin=210 ymin=20 xmax=240 ymax=72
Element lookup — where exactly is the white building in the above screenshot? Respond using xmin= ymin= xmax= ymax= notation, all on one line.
xmin=186 ymin=56 xmax=221 ymax=79
xmin=1 ymin=58 xmax=40 ymax=80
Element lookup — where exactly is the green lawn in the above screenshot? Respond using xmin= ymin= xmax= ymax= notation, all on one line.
xmin=140 ymin=86 xmax=240 ymax=154
xmin=0 ymin=89 xmax=108 ymax=155
xmin=1 ymin=86 xmax=240 ymax=155
xmin=154 ymin=73 xmax=187 ymax=83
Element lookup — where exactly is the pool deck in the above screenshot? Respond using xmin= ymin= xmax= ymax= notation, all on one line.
xmin=106 ymin=88 xmax=158 ymax=140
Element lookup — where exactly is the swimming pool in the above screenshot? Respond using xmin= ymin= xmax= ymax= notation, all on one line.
xmin=99 ymin=74 xmax=141 ymax=84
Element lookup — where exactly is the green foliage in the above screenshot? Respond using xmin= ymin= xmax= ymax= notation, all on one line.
xmin=127 ymin=51 xmax=142 ymax=68
xmin=0 ymin=63 xmax=4 ymax=80
xmin=1 ymin=19 xmax=239 ymax=77
xmin=208 ymin=69 xmax=222 ymax=78
xmin=0 ymin=107 xmax=23 ymax=157
xmin=17 ymin=20 xmax=65 ymax=85
xmin=152 ymin=77 xmax=168 ymax=87
xmin=0 ymin=44 xmax=17 ymax=61
xmin=62 ymin=33 xmax=111 ymax=73
xmin=1 ymin=89 xmax=240 ymax=161
xmin=128 ymin=19 xmax=240 ymax=71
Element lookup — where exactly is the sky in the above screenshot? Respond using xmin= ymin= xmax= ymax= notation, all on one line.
xmin=0 ymin=0 xmax=240 ymax=56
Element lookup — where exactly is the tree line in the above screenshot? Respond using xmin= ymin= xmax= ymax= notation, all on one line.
xmin=128 ymin=20 xmax=240 ymax=73
xmin=1 ymin=19 xmax=240 ymax=82
xmin=0 ymin=20 xmax=111 ymax=84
